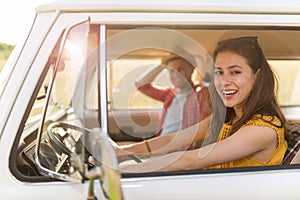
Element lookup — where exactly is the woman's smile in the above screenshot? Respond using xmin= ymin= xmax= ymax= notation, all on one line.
xmin=222 ymin=89 xmax=238 ymax=96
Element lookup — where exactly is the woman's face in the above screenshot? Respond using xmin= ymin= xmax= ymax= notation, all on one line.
xmin=214 ymin=51 xmax=258 ymax=112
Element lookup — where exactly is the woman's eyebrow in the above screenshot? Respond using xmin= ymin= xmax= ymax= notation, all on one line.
xmin=214 ymin=65 xmax=243 ymax=69
xmin=228 ymin=65 xmax=243 ymax=69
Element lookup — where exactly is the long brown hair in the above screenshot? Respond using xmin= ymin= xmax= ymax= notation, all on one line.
xmin=207 ymin=36 xmax=287 ymax=143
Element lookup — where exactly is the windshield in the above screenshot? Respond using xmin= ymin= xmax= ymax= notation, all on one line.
xmin=12 ymin=19 xmax=123 ymax=198
xmin=31 ymin=20 xmax=100 ymax=182
xmin=29 ymin=21 xmax=123 ymax=197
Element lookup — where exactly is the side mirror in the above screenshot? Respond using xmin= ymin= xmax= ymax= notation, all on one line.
xmin=85 ymin=128 xmax=123 ymax=200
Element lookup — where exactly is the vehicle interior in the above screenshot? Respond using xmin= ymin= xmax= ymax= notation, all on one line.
xmin=9 ymin=21 xmax=300 ymax=183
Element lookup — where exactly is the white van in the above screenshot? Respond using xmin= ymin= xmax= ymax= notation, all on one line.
xmin=3 ymin=0 xmax=300 ymax=199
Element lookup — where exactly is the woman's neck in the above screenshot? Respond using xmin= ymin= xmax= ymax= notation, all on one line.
xmin=233 ymin=107 xmax=243 ymax=124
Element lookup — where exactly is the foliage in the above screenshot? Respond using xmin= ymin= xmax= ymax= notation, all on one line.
xmin=0 ymin=42 xmax=15 ymax=71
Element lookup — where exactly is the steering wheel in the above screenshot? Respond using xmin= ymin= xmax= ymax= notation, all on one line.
xmin=47 ymin=122 xmax=142 ymax=163
xmin=47 ymin=121 xmax=88 ymax=156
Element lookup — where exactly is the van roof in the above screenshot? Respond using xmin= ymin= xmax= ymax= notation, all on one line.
xmin=37 ymin=0 xmax=300 ymax=14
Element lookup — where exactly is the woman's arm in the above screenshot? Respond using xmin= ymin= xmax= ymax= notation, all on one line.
xmin=120 ymin=125 xmax=277 ymax=173
xmin=116 ymin=115 xmax=212 ymax=156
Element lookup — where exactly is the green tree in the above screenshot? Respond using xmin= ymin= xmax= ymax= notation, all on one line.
xmin=0 ymin=42 xmax=15 ymax=71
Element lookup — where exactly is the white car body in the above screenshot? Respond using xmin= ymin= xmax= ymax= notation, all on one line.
xmin=2 ymin=0 xmax=300 ymax=199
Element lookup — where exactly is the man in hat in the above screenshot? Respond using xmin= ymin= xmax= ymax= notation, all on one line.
xmin=135 ymin=52 xmax=212 ymax=145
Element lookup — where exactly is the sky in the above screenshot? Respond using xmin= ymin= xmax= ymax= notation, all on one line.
xmin=0 ymin=0 xmax=42 ymax=45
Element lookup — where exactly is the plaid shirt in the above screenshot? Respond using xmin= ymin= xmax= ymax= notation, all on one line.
xmin=137 ymin=83 xmax=212 ymax=136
